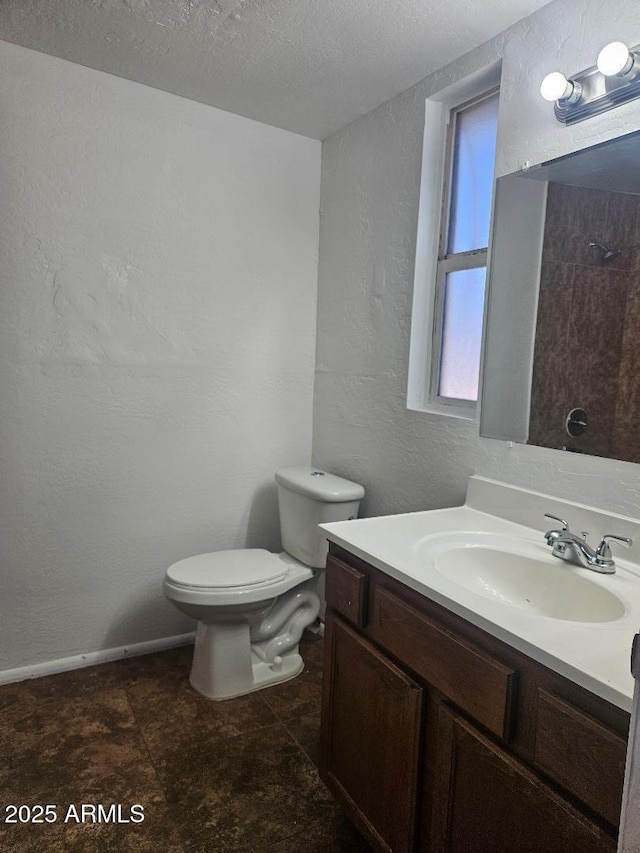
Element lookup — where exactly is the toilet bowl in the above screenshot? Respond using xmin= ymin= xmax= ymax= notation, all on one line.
xmin=164 ymin=549 xmax=319 ymax=699
xmin=163 ymin=467 xmax=364 ymax=700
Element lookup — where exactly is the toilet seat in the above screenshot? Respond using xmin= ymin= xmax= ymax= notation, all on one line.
xmin=164 ymin=548 xmax=313 ymax=606
xmin=167 ymin=549 xmax=287 ymax=588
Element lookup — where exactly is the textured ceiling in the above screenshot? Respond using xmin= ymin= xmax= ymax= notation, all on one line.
xmin=0 ymin=0 xmax=553 ymax=139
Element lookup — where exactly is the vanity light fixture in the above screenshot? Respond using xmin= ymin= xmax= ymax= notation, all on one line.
xmin=541 ymin=41 xmax=640 ymax=124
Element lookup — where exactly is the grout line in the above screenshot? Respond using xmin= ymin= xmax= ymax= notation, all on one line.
xmin=119 ymin=682 xmax=190 ymax=853
xmin=280 ymin=714 xmax=321 ymax=769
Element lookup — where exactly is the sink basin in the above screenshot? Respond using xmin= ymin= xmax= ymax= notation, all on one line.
xmin=421 ymin=533 xmax=626 ymax=623
xmin=321 ymin=477 xmax=640 ymax=707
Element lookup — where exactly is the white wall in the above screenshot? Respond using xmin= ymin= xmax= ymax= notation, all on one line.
xmin=313 ymin=0 xmax=640 ymax=521
xmin=0 ymin=42 xmax=320 ymax=672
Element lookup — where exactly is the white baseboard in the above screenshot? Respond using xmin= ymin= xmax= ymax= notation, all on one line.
xmin=0 ymin=632 xmax=195 ymax=686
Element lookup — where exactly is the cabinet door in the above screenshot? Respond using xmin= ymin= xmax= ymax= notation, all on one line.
xmin=431 ymin=705 xmax=616 ymax=853
xmin=321 ymin=614 xmax=424 ymax=853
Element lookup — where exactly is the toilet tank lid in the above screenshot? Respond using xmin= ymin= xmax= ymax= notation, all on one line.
xmin=275 ymin=467 xmax=365 ymax=502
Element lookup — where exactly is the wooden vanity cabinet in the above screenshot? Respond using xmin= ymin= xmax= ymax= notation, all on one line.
xmin=320 ymin=545 xmax=630 ymax=853
xmin=431 ymin=706 xmax=616 ymax=853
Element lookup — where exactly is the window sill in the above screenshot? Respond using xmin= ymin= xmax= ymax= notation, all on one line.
xmin=407 ymin=400 xmax=478 ymax=421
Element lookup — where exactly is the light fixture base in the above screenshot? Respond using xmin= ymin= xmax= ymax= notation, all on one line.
xmin=553 ymin=43 xmax=640 ymax=125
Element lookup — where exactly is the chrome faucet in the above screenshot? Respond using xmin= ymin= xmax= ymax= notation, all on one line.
xmin=543 ymin=513 xmax=632 ymax=575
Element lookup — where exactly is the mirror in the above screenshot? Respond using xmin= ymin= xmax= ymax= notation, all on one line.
xmin=480 ymin=130 xmax=640 ymax=464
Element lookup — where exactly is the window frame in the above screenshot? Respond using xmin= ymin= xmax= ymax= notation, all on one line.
xmin=429 ymin=251 xmax=489 ymax=411
xmin=407 ymin=71 xmax=500 ymax=421
xmin=431 ymin=87 xmax=499 ymax=414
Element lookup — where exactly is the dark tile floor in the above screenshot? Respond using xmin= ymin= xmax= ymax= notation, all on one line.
xmin=0 ymin=635 xmax=371 ymax=852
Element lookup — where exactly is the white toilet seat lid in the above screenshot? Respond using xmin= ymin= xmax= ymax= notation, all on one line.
xmin=166 ymin=549 xmax=288 ymax=589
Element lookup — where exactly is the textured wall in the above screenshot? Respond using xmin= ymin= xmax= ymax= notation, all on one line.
xmin=313 ymin=0 xmax=640 ymax=521
xmin=0 ymin=42 xmax=320 ymax=671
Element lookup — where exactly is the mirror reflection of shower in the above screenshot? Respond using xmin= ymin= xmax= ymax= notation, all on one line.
xmin=588 ymin=240 xmax=621 ymax=263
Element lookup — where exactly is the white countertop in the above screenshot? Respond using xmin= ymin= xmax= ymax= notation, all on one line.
xmin=321 ymin=476 xmax=640 ymax=712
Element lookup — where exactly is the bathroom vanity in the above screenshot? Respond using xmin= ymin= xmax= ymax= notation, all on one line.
xmin=319 ymin=477 xmax=639 ymax=853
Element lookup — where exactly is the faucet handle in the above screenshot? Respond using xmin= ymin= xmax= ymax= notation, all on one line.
xmin=543 ymin=513 xmax=570 ymax=547
xmin=544 ymin=513 xmax=569 ymax=530
xmin=596 ymin=534 xmax=633 ymax=561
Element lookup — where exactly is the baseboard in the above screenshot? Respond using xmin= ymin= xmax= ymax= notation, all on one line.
xmin=0 ymin=632 xmax=195 ymax=686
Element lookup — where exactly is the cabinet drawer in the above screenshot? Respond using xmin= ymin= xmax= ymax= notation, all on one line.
xmin=325 ymin=555 xmax=368 ymax=627
xmin=534 ymin=689 xmax=627 ymax=827
xmin=370 ymin=586 xmax=517 ymax=740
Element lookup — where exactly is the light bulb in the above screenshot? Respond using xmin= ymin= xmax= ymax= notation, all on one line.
xmin=597 ymin=41 xmax=634 ymax=76
xmin=540 ymin=72 xmax=572 ymax=102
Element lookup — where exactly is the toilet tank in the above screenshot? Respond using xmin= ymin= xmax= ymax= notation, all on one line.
xmin=275 ymin=467 xmax=365 ymax=568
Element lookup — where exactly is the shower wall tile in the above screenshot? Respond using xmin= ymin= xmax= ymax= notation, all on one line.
xmin=529 ymin=260 xmax=574 ymax=450
xmin=542 ymin=182 xmax=640 ymax=272
xmin=565 ymin=266 xmax=628 ymax=458
xmin=602 ymin=190 xmax=640 ymax=273
xmin=542 ymin=184 xmax=612 ymax=268
xmin=613 ymin=271 xmax=640 ymax=463
xmin=529 ymin=182 xmax=640 ymax=461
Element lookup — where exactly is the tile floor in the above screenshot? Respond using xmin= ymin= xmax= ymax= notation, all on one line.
xmin=0 ymin=634 xmax=371 ymax=852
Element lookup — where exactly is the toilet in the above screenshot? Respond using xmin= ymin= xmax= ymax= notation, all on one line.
xmin=163 ymin=467 xmax=365 ymax=700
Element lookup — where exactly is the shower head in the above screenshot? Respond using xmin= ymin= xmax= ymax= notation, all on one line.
xmin=588 ymin=240 xmax=621 ymax=263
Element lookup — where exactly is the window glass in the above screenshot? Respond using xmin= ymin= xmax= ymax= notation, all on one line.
xmin=447 ymin=93 xmax=500 ymax=255
xmin=438 ymin=266 xmax=487 ymax=401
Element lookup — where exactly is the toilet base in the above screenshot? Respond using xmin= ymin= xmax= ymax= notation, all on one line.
xmin=188 ymin=619 xmax=305 ymax=700
xmin=248 ymin=647 xmax=304 ymax=693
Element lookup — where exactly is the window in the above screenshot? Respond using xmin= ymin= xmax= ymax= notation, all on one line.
xmin=434 ymin=89 xmax=499 ymax=409
xmin=408 ymin=82 xmax=499 ymax=419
